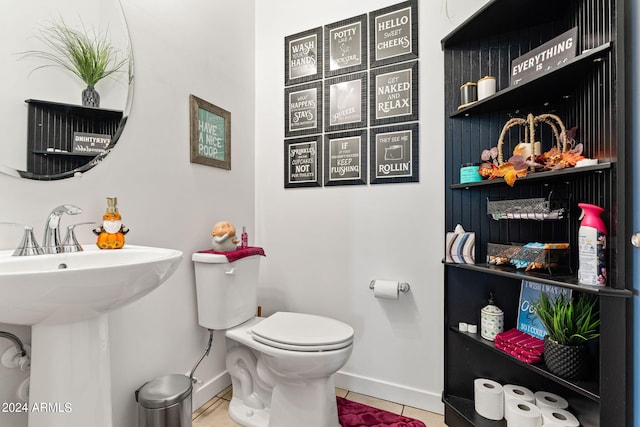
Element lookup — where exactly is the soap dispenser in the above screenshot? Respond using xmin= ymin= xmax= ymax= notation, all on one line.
xmin=481 ymin=293 xmax=504 ymax=341
xmin=94 ymin=197 xmax=129 ymax=249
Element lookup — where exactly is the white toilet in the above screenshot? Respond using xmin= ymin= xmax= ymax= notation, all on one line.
xmin=192 ymin=252 xmax=354 ymax=427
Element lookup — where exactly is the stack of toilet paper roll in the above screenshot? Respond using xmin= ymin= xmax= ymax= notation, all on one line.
xmin=474 ymin=379 xmax=580 ymax=426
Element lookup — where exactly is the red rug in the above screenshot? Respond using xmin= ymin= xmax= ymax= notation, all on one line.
xmin=337 ymin=397 xmax=427 ymax=427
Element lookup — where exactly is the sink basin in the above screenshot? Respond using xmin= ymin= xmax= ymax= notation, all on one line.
xmin=0 ymin=244 xmax=182 ymax=427
xmin=0 ymin=244 xmax=183 ymax=325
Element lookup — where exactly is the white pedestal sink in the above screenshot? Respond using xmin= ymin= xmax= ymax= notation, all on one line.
xmin=0 ymin=245 xmax=183 ymax=427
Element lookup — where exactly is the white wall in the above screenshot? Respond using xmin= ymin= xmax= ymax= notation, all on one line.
xmin=0 ymin=1 xmax=255 ymax=427
xmin=255 ymin=0 xmax=481 ymax=412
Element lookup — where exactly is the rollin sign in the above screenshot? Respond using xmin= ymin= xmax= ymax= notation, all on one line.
xmin=510 ymin=27 xmax=578 ymax=86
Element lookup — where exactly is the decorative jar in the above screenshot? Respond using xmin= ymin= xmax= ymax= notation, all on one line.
xmin=481 ymin=293 xmax=504 ymax=341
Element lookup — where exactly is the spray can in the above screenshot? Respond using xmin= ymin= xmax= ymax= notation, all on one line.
xmin=240 ymin=226 xmax=248 ymax=249
xmin=577 ymin=203 xmax=607 ymax=286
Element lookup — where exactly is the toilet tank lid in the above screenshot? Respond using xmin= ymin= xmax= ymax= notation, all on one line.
xmin=252 ymin=312 xmax=354 ymax=346
xmin=192 ymin=252 xmax=264 ymax=263
xmin=192 ymin=252 xmax=230 ymax=263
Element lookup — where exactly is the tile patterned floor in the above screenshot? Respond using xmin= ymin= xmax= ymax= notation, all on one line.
xmin=192 ymin=386 xmax=447 ymax=427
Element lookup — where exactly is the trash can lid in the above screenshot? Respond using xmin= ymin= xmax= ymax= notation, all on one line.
xmin=137 ymin=374 xmax=193 ymax=409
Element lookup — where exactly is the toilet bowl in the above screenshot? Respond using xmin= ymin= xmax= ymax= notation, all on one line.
xmin=192 ymin=252 xmax=354 ymax=427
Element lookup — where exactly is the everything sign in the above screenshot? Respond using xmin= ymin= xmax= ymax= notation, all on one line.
xmin=511 ymin=27 xmax=578 ymax=86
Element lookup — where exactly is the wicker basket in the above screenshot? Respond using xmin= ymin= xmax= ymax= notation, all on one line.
xmin=496 ymin=113 xmax=568 ymax=166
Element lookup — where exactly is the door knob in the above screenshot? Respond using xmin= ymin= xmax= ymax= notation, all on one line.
xmin=632 ymin=232 xmax=640 ymax=248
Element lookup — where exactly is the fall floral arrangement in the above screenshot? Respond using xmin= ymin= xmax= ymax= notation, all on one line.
xmin=478 ymin=113 xmax=587 ymax=186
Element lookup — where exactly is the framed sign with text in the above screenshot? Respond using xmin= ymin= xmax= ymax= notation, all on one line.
xmin=370 ymin=61 xmax=418 ymax=126
xmin=324 ymin=130 xmax=367 ymax=186
xmin=285 ymin=81 xmax=322 ymax=137
xmin=324 ymin=14 xmax=368 ymax=77
xmin=510 ymin=27 xmax=577 ymax=86
xmin=370 ymin=123 xmax=419 ymax=184
xmin=285 ymin=27 xmax=323 ymax=86
xmin=284 ymin=136 xmax=323 ymax=188
xmin=72 ymin=132 xmax=110 ymax=154
xmin=369 ymin=0 xmax=418 ymax=68
xmin=189 ymin=95 xmax=231 ymax=170
xmin=324 ymin=72 xmax=367 ymax=132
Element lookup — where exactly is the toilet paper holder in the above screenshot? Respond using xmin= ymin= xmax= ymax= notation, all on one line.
xmin=369 ymin=280 xmax=411 ymax=293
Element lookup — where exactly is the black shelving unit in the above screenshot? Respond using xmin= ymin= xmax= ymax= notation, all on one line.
xmin=25 ymin=99 xmax=123 ymax=176
xmin=441 ymin=1 xmax=631 ymax=426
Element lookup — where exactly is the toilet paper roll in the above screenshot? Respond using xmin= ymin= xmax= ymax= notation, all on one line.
xmin=474 ymin=378 xmax=504 ymax=420
xmin=540 ymin=406 xmax=580 ymax=426
xmin=372 ymin=280 xmax=399 ymax=299
xmin=506 ymin=399 xmax=542 ymax=427
xmin=534 ymin=391 xmax=569 ymax=410
xmin=503 ymin=385 xmax=535 ymax=421
xmin=504 ymin=384 xmax=535 ymax=403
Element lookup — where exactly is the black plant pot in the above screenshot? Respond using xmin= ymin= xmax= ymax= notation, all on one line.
xmin=544 ymin=336 xmax=589 ymax=380
xmin=82 ymin=85 xmax=100 ymax=108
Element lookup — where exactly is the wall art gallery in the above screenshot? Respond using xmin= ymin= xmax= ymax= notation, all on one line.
xmin=284 ymin=0 xmax=419 ymax=188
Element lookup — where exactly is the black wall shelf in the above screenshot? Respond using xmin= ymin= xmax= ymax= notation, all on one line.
xmin=445 ymin=263 xmax=632 ymax=298
xmin=442 ymin=0 xmax=630 ymax=425
xmin=32 ymin=150 xmax=98 ymax=157
xmin=440 ymin=0 xmax=562 ymax=48
xmin=25 ymin=99 xmax=122 ymax=176
xmin=450 ymin=43 xmax=611 ymax=118
xmin=450 ymin=162 xmax=611 ymax=189
xmin=452 ymin=326 xmax=599 ymax=400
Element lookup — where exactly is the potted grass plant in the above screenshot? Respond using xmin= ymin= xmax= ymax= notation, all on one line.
xmin=21 ymin=19 xmax=127 ymax=108
xmin=533 ymin=292 xmax=600 ymax=379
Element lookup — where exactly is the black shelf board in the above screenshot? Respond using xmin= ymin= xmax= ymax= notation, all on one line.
xmin=444 ymin=263 xmax=631 ymax=297
xmin=441 ymin=0 xmax=562 ymax=48
xmin=444 ymin=395 xmax=506 ymax=427
xmin=25 ymin=98 xmax=122 ymax=114
xmin=32 ymin=150 xmax=99 ymax=157
xmin=450 ymin=162 xmax=612 ymax=189
xmin=451 ymin=326 xmax=600 ymax=401
xmin=450 ymin=43 xmax=612 ymax=118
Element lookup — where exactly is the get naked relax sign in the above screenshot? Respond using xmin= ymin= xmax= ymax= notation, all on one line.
xmin=370 ymin=61 xmax=418 ymax=126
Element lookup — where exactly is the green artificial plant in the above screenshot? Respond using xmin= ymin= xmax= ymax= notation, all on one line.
xmin=533 ymin=292 xmax=600 ymax=346
xmin=21 ymin=19 xmax=127 ymax=87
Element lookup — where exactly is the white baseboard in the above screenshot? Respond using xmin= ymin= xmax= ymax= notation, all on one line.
xmin=191 ymin=371 xmax=232 ymax=412
xmin=191 ymin=369 xmax=444 ymax=416
xmin=334 ymin=370 xmax=444 ymax=415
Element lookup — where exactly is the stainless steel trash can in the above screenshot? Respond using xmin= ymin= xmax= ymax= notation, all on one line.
xmin=136 ymin=374 xmax=192 ymax=427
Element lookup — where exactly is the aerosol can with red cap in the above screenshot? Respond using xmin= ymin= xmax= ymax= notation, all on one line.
xmin=577 ymin=203 xmax=607 ymax=286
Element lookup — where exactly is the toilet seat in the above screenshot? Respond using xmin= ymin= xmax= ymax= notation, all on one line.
xmin=251 ymin=312 xmax=354 ymax=352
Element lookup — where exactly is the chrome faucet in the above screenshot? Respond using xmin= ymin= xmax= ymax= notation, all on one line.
xmin=42 ymin=205 xmax=82 ymax=254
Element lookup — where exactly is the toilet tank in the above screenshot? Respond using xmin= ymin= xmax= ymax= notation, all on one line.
xmin=192 ymin=253 xmax=261 ymax=329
